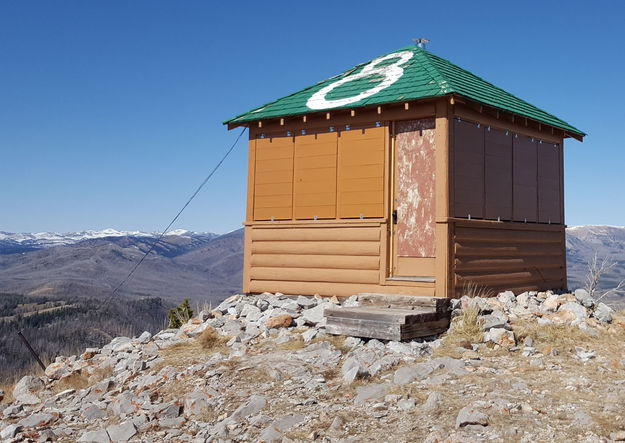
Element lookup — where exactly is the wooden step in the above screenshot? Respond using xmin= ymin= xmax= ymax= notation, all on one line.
xmin=324 ymin=303 xmax=450 ymax=341
xmin=357 ymin=293 xmax=450 ymax=313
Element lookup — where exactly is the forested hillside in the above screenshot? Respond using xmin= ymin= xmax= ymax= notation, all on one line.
xmin=0 ymin=293 xmax=171 ymax=380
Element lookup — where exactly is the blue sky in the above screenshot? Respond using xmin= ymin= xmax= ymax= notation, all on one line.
xmin=1 ymin=1 xmax=623 ymax=234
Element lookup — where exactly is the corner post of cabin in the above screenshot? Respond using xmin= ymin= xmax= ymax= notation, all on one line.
xmin=243 ymin=129 xmax=256 ymax=294
xmin=559 ymin=135 xmax=568 ymax=290
xmin=434 ymin=99 xmax=452 ymax=298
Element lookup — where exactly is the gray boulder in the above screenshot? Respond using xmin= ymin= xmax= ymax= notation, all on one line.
xmin=301 ymin=304 xmax=326 ymax=325
xmin=259 ymin=414 xmax=306 ymax=442
xmin=354 ymin=383 xmax=389 ymax=405
xmin=82 ymin=404 xmax=107 ymax=420
xmin=574 ymin=288 xmax=595 ymax=308
xmin=560 ymin=301 xmax=588 ymax=321
xmin=18 ymin=412 xmax=58 ymax=428
xmin=593 ymin=302 xmax=614 ymax=323
xmin=456 ymin=405 xmax=489 ymax=428
xmin=394 ymin=365 xmax=432 ymax=385
xmin=342 ymin=295 xmax=360 ymax=307
xmin=77 ymin=430 xmax=111 ymax=443
xmin=497 ymin=291 xmax=516 ymax=306
xmin=481 ymin=310 xmax=508 ymax=331
xmin=136 ymin=331 xmax=152 ymax=344
xmin=230 ymin=395 xmax=267 ymax=421
xmin=397 ymin=398 xmax=416 ymax=410
xmin=301 ymin=329 xmax=317 ymax=343
xmin=13 ymin=375 xmax=44 ymax=405
xmin=423 ymin=392 xmax=443 ymax=411
xmin=106 ymin=421 xmax=137 ymax=442
xmin=484 ymin=327 xmax=515 ymax=347
xmin=1 ymin=424 xmax=22 ymax=440
xmin=184 ymin=388 xmax=220 ymax=416
xmin=241 ymin=304 xmax=262 ymax=322
xmin=296 ymin=295 xmax=317 ymax=309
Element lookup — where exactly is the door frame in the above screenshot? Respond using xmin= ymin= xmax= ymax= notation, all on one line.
xmin=388 ymin=119 xmax=436 ymax=279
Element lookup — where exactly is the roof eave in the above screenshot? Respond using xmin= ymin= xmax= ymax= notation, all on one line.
xmin=451 ymin=93 xmax=585 ymax=142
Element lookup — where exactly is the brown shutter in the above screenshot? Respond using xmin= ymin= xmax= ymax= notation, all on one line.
xmin=513 ymin=135 xmax=538 ymax=222
xmin=538 ymin=142 xmax=561 ymax=224
xmin=484 ymin=127 xmax=513 ymax=220
xmin=253 ymin=136 xmax=294 ymax=221
xmin=337 ymin=126 xmax=385 ymax=218
xmin=293 ymin=132 xmax=338 ymax=219
xmin=454 ymin=120 xmax=484 ymax=218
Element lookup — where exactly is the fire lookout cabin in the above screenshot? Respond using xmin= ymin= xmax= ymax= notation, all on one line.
xmin=225 ymin=44 xmax=585 ymax=299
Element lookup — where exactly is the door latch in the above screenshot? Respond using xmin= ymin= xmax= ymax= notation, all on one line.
xmin=392 ymin=210 xmax=398 ymax=225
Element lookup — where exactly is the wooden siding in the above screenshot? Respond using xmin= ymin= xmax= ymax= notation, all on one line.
xmin=245 ymin=221 xmax=435 ymax=297
xmin=294 ymin=132 xmax=337 ymax=219
xmin=337 ymin=127 xmax=385 ymax=218
xmin=451 ymin=219 xmax=566 ymax=297
xmin=253 ymin=136 xmax=294 ymax=220
xmin=454 ymin=119 xmax=484 ymax=219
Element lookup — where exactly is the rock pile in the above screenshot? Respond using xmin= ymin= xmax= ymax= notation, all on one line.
xmin=1 ymin=290 xmax=624 ymax=442
xmin=451 ymin=288 xmax=618 ymax=348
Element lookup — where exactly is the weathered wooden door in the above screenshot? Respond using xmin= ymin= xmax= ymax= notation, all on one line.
xmin=390 ymin=119 xmax=436 ymax=278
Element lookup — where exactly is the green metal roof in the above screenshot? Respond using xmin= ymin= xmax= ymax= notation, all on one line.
xmin=225 ymin=45 xmax=585 ymax=137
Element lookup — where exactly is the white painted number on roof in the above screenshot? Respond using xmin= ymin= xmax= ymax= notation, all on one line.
xmin=306 ymin=51 xmax=413 ymax=110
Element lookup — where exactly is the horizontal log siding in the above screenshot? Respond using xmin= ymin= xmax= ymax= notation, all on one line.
xmin=451 ymin=219 xmax=566 ymax=297
xmin=246 ymin=222 xmax=435 ymax=297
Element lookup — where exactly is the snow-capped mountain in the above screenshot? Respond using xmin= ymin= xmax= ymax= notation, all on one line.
xmin=0 ymin=228 xmax=243 ymax=302
xmin=0 ymin=229 xmax=216 ymax=253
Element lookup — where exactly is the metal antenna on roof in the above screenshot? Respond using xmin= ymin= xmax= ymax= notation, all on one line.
xmin=413 ymin=38 xmax=429 ymax=49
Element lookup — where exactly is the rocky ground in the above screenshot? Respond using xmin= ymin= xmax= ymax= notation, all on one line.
xmin=1 ymin=290 xmax=625 ymax=442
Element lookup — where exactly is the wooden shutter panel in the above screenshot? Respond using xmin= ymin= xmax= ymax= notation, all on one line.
xmin=337 ymin=126 xmax=385 ymax=218
xmin=513 ymin=135 xmax=538 ymax=222
xmin=253 ymin=136 xmax=294 ymax=221
xmin=484 ymin=127 xmax=513 ymax=220
xmin=538 ymin=143 xmax=561 ymax=224
xmin=293 ymin=132 xmax=337 ymax=219
xmin=454 ymin=120 xmax=484 ymax=218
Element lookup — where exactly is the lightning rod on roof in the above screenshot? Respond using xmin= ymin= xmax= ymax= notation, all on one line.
xmin=413 ymin=38 xmax=429 ymax=49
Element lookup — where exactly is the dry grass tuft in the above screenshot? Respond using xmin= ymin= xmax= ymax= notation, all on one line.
xmin=448 ymin=306 xmax=483 ymax=343
xmin=433 ymin=305 xmax=484 ymax=358
xmin=513 ymin=320 xmax=596 ymax=352
xmin=54 ymin=371 xmax=90 ymax=392
xmin=0 ymin=378 xmax=18 ymax=404
xmin=197 ymin=327 xmax=229 ymax=351
xmin=321 ymin=367 xmax=340 ymax=382
xmin=463 ymin=280 xmax=495 ymax=298
xmin=153 ymin=330 xmax=230 ymax=372
xmin=52 ymin=365 xmax=113 ymax=394
xmin=277 ymin=336 xmax=306 ymax=351
xmin=276 ymin=333 xmax=350 ymax=353
xmin=1 ymin=359 xmax=52 ymax=403
xmin=313 ymin=334 xmax=350 ymax=354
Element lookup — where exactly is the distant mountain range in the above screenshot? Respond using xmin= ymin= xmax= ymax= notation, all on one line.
xmin=0 ymin=225 xmax=623 ymax=306
xmin=0 ymin=229 xmax=217 ymax=253
xmin=0 ymin=229 xmax=243 ymax=304
xmin=566 ymin=225 xmax=625 ymax=300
